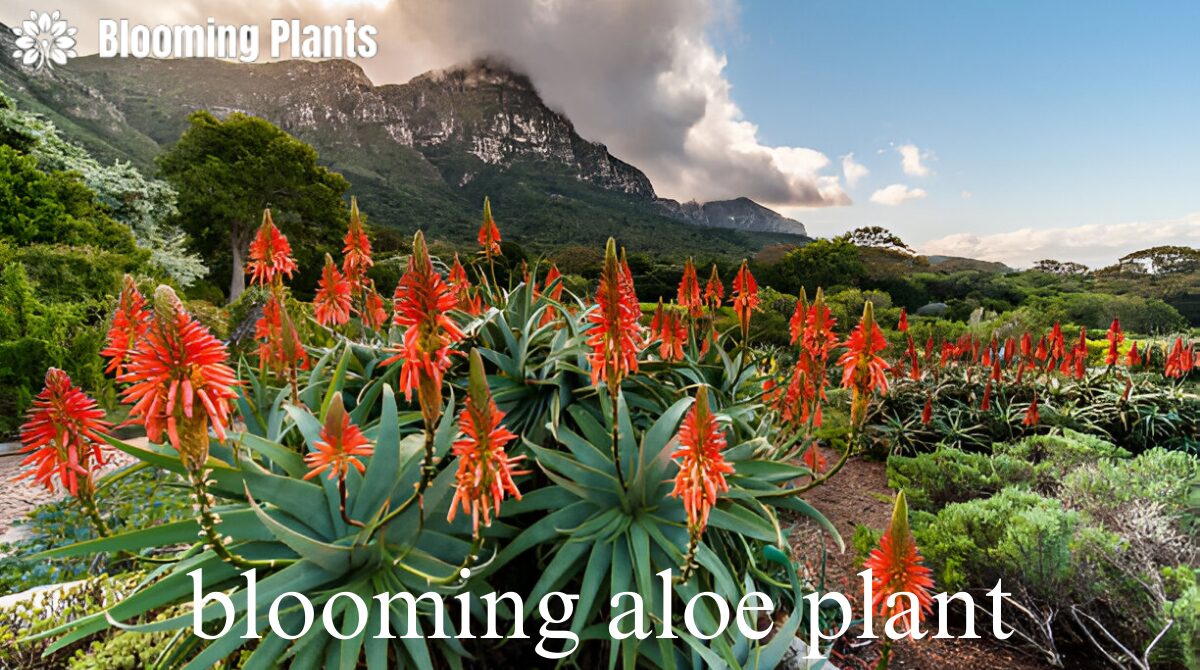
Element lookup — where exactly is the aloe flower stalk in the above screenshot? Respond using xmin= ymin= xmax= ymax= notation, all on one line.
xmin=448 ymin=349 xmax=527 ymax=535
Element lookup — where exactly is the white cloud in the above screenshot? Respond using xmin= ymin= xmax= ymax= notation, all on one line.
xmin=919 ymin=213 xmax=1200 ymax=267
xmin=897 ymin=143 xmax=931 ymax=177
xmin=870 ymin=184 xmax=927 ymax=206
xmin=841 ymin=153 xmax=868 ymax=187
xmin=960 ymin=190 xmax=972 ymax=199
xmin=39 ymin=0 xmax=850 ymax=208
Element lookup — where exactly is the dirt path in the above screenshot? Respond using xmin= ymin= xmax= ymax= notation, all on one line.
xmin=786 ymin=448 xmax=1054 ymax=670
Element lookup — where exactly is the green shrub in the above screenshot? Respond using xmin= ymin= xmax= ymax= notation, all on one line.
xmin=1060 ymin=448 xmax=1199 ymax=521
xmin=887 ymin=448 xmax=1034 ymax=511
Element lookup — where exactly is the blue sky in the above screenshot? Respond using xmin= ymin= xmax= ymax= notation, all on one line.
xmin=713 ymin=1 xmax=1200 ymax=264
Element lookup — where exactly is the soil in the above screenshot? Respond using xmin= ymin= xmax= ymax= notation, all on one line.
xmin=785 ymin=447 xmax=1056 ymax=670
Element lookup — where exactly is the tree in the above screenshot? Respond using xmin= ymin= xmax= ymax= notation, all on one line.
xmin=772 ymin=238 xmax=866 ymax=295
xmin=1117 ymin=246 xmax=1200 ymax=276
xmin=1033 ymin=259 xmax=1090 ymax=277
xmin=158 ymin=111 xmax=350 ymax=301
xmin=842 ymin=226 xmax=914 ymax=255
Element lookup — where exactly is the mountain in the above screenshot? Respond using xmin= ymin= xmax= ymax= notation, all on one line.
xmin=0 ymin=36 xmax=808 ymax=256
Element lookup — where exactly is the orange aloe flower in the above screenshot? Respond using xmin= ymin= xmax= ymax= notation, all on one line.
xmin=1126 ymin=341 xmax=1141 ymax=367
xmin=17 ymin=369 xmax=111 ymax=497
xmin=838 ymin=301 xmax=890 ymax=425
xmin=100 ymin=275 xmax=150 ymax=377
xmin=304 ymin=397 xmax=373 ymax=481
xmin=478 ymin=196 xmax=502 ymax=257
xmin=788 ymin=287 xmax=809 ymax=346
xmin=359 ymin=282 xmax=390 ymax=331
xmin=246 ymin=209 xmax=297 ymax=287
xmin=670 ymin=386 xmax=733 ymax=533
xmin=863 ymin=491 xmax=934 ymax=630
xmin=1105 ymin=318 xmax=1124 ymax=366
xmin=981 ymin=380 xmax=992 ymax=411
xmin=920 ymin=395 xmax=933 ymax=425
xmin=538 ymin=264 xmax=565 ymax=327
xmin=802 ymin=442 xmax=826 ymax=474
xmin=447 ymin=253 xmax=481 ymax=314
xmin=678 ymin=258 xmax=704 ymax=318
xmin=730 ymin=260 xmax=760 ymax=339
xmin=897 ymin=308 xmax=908 ymax=333
xmin=1164 ymin=337 xmax=1188 ymax=378
xmin=255 ymin=293 xmax=309 ymax=374
xmin=314 ymin=254 xmax=353 ymax=327
xmin=383 ymin=231 xmax=465 ymax=411
xmin=342 ymin=197 xmax=373 ymax=290
xmin=658 ymin=308 xmax=687 ymax=362
xmin=448 ymin=350 xmax=526 ymax=534
xmin=120 ymin=286 xmax=236 ymax=471
xmin=1023 ymin=393 xmax=1040 ymax=426
xmin=703 ymin=264 xmax=724 ymax=310
xmin=586 ymin=239 xmax=645 ymax=388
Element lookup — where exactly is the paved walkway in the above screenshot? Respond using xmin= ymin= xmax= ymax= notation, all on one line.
xmin=0 ymin=441 xmax=141 ymax=540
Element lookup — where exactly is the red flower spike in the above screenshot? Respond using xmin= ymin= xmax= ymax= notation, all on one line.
xmin=658 ymin=309 xmax=687 ymax=362
xmin=670 ymin=386 xmax=733 ymax=533
xmin=789 ymin=287 xmax=810 ymax=346
xmin=246 ymin=209 xmax=297 ymax=287
xmin=897 ymin=308 xmax=908 ymax=333
xmin=1126 ymin=341 xmax=1140 ymax=367
xmin=1104 ymin=319 xmax=1123 ymax=366
xmin=478 ymin=197 xmax=502 ymax=257
xmin=920 ymin=395 xmax=933 ymax=425
xmin=539 ymin=264 xmax=565 ymax=328
xmin=802 ymin=443 xmax=826 ymax=474
xmin=448 ymin=350 xmax=526 ymax=534
xmin=1164 ymin=337 xmax=1187 ymax=378
xmin=586 ymin=239 xmax=645 ymax=388
xmin=981 ymin=381 xmax=992 ymax=411
xmin=1023 ymin=393 xmax=1040 ymax=427
xmin=304 ymin=396 xmax=373 ymax=481
xmin=704 ymin=264 xmax=724 ymax=310
xmin=342 ymin=197 xmax=373 ymax=290
xmin=731 ymin=260 xmax=760 ymax=338
xmin=678 ymin=258 xmax=704 ymax=319
xmin=839 ymin=301 xmax=890 ymax=425
xmin=101 ymin=275 xmax=150 ymax=377
xmin=314 ymin=254 xmax=353 ymax=327
xmin=359 ymin=282 xmax=390 ymax=331
xmin=862 ymin=491 xmax=935 ymax=631
xmin=17 ymin=369 xmax=111 ymax=497
xmin=383 ymin=231 xmax=465 ymax=407
xmin=255 ymin=293 xmax=309 ymax=375
xmin=119 ymin=286 xmax=236 ymax=471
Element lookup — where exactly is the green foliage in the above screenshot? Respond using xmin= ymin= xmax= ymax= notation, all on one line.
xmin=0 ymin=263 xmax=108 ymax=437
xmin=1060 ymin=448 xmax=1199 ymax=519
xmin=887 ymin=448 xmax=1034 ymax=511
xmin=0 ymin=146 xmax=139 ymax=257
xmin=0 ymin=468 xmax=193 ymax=595
xmin=767 ymin=237 xmax=866 ymax=295
xmin=157 ymin=111 xmax=350 ymax=299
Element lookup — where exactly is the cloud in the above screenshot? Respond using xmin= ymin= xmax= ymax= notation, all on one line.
xmin=870 ymin=184 xmax=927 ymax=206
xmin=919 ymin=213 xmax=1200 ymax=267
xmin=960 ymin=190 xmax=972 ymax=199
xmin=841 ymin=153 xmax=868 ymax=187
xmin=34 ymin=0 xmax=850 ymax=208
xmin=897 ymin=143 xmax=931 ymax=177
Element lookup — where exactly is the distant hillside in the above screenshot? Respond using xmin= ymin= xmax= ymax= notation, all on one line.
xmin=0 ymin=35 xmax=809 ymax=257
xmin=927 ymin=255 xmax=1012 ymax=274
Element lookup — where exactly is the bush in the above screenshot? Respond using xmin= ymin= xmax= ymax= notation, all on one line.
xmin=887 ymin=448 xmax=1034 ymax=511
xmin=1060 ymin=448 xmax=1199 ymax=523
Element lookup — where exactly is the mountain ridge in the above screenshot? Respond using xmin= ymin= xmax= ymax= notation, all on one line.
xmin=0 ymin=38 xmax=808 ymax=253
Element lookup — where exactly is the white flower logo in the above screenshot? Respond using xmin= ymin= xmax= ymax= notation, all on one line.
xmin=11 ymin=10 xmax=77 ymax=71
